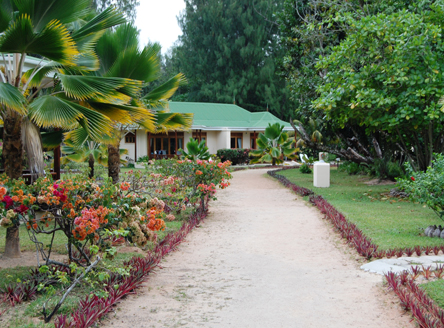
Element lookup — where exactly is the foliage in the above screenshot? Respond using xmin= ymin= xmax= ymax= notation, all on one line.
xmin=397 ymin=154 xmax=444 ymax=220
xmin=338 ymin=162 xmax=366 ymax=176
xmin=249 ymin=123 xmax=298 ymax=165
xmin=216 ymin=148 xmax=251 ymax=165
xmin=370 ymin=157 xmax=405 ymax=181
xmin=92 ymin=0 xmax=140 ymax=22
xmin=313 ymin=9 xmax=444 ymax=171
xmin=171 ymin=0 xmax=293 ymax=119
xmin=0 ymin=158 xmax=232 ymax=321
xmin=136 ymin=155 xmax=151 ymax=163
xmin=299 ymin=163 xmax=311 ymax=174
xmin=180 ymin=138 xmax=210 ymax=161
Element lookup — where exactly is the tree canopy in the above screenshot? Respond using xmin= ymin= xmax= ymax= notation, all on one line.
xmin=169 ymin=0 xmax=294 ymax=120
xmin=278 ymin=0 xmax=444 ymax=170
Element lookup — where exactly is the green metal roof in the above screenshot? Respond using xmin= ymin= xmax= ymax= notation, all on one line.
xmin=168 ymin=102 xmax=291 ymax=130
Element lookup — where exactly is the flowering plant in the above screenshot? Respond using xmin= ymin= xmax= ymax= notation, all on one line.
xmin=397 ymin=153 xmax=444 ymax=220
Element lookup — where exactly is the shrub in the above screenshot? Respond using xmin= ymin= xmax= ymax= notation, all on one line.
xmin=397 ymin=153 xmax=444 ymax=220
xmin=216 ymin=148 xmax=251 ymax=165
xmin=137 ymin=155 xmax=150 ymax=163
xmin=339 ymin=161 xmax=366 ymax=175
xmin=299 ymin=163 xmax=312 ymax=174
xmin=371 ymin=157 xmax=405 ymax=181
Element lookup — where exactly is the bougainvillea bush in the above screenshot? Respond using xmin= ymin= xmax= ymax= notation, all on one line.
xmin=397 ymin=153 xmax=444 ymax=220
xmin=0 ymin=158 xmax=232 ymax=323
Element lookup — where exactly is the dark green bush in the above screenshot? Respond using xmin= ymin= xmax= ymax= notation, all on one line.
xmin=339 ymin=161 xmax=366 ymax=175
xmin=299 ymin=163 xmax=312 ymax=174
xmin=370 ymin=157 xmax=405 ymax=181
xmin=217 ymin=148 xmax=251 ymax=165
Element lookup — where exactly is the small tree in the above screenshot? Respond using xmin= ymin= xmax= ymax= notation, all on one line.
xmin=249 ymin=123 xmax=298 ymax=165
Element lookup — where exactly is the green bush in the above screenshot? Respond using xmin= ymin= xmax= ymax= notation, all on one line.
xmin=217 ymin=148 xmax=251 ymax=165
xmin=397 ymin=153 xmax=444 ymax=220
xmin=370 ymin=157 xmax=405 ymax=181
xmin=339 ymin=161 xmax=366 ymax=175
xmin=137 ymin=155 xmax=150 ymax=162
xmin=299 ymin=163 xmax=312 ymax=174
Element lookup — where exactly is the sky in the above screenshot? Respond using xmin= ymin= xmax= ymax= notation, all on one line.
xmin=135 ymin=0 xmax=186 ymax=54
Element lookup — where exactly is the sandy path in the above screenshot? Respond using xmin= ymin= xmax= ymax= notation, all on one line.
xmin=101 ymin=169 xmax=411 ymax=328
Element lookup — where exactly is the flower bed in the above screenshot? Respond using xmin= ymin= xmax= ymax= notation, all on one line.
xmin=0 ymin=159 xmax=232 ymax=325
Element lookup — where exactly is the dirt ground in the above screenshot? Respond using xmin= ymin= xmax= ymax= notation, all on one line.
xmin=0 ymin=251 xmax=67 ymax=269
xmin=100 ymin=169 xmax=412 ymax=328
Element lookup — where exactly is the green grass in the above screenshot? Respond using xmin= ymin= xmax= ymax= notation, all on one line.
xmin=421 ymin=280 xmax=444 ymax=308
xmin=279 ymin=168 xmax=443 ymax=250
xmin=0 ymin=225 xmax=67 ymax=253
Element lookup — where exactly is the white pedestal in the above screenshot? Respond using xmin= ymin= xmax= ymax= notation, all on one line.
xmin=314 ymin=162 xmax=330 ymax=188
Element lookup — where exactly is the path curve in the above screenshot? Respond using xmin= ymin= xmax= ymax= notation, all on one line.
xmin=101 ymin=169 xmax=412 ymax=327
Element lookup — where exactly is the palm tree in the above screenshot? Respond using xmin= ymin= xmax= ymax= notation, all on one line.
xmin=92 ymin=24 xmax=193 ymax=183
xmin=61 ymin=130 xmax=128 ymax=179
xmin=0 ymin=0 xmax=125 ymax=258
xmin=249 ymin=123 xmax=299 ymax=165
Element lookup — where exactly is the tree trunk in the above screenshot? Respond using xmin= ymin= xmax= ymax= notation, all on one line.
xmin=4 ymin=225 xmax=20 ymax=258
xmin=3 ymin=111 xmax=23 ymax=179
xmin=3 ymin=111 xmax=23 ymax=258
xmin=88 ymin=154 xmax=95 ymax=179
xmin=22 ymin=117 xmax=45 ymax=182
xmin=108 ymin=144 xmax=120 ymax=184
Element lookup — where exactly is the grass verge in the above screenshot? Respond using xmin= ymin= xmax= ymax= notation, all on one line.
xmin=279 ymin=168 xmax=443 ymax=250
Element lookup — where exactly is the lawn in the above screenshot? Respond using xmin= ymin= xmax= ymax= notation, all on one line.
xmin=279 ymin=168 xmax=444 ymax=250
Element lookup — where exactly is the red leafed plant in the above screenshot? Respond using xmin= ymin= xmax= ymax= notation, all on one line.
xmin=422 ymin=265 xmax=433 ymax=280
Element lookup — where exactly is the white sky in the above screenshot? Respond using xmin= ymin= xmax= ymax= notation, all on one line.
xmin=135 ymin=0 xmax=186 ymax=54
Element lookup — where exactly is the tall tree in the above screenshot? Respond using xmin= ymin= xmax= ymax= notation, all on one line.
xmin=92 ymin=0 xmax=139 ymax=22
xmin=173 ymin=0 xmax=294 ymax=120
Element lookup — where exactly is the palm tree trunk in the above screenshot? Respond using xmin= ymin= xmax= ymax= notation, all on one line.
xmin=22 ymin=117 xmax=45 ymax=182
xmin=3 ymin=110 xmax=22 ymax=258
xmin=4 ymin=225 xmax=20 ymax=258
xmin=3 ymin=111 xmax=23 ymax=179
xmin=88 ymin=153 xmax=95 ymax=179
xmin=108 ymin=144 xmax=120 ymax=184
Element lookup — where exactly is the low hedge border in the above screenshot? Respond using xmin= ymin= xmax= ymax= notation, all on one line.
xmin=268 ymin=167 xmax=444 ymax=327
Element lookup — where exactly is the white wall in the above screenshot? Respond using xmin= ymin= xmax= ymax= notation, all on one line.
xmin=136 ymin=130 xmax=147 ymax=160
xmin=206 ymin=131 xmax=218 ymax=154
xmin=217 ymin=129 xmax=231 ymax=151
xmin=120 ymin=137 xmax=135 ymax=161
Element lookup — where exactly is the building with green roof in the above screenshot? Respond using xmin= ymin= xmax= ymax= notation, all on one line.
xmin=120 ymin=102 xmax=292 ymax=161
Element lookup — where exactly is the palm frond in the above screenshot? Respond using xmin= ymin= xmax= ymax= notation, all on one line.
xmin=0 ymin=82 xmax=28 ymax=115
xmin=15 ymin=0 xmax=91 ymax=32
xmin=29 ymin=95 xmax=84 ymax=129
xmin=41 ymin=130 xmax=64 ymax=149
xmin=0 ymin=15 xmax=78 ymax=65
xmin=71 ymin=7 xmax=126 ymax=53
xmin=154 ymin=112 xmax=193 ymax=132
xmin=59 ymin=74 xmax=141 ymax=102
xmin=89 ymin=102 xmax=153 ymax=123
xmin=142 ymin=73 xmax=186 ymax=102
xmin=105 ymin=44 xmax=160 ymax=83
xmin=0 ymin=0 xmax=13 ymax=33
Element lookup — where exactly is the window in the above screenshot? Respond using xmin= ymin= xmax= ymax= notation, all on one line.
xmin=125 ymin=133 xmax=135 ymax=143
xmin=250 ymin=132 xmax=258 ymax=149
xmin=148 ymin=132 xmax=184 ymax=158
xmin=231 ymin=132 xmax=243 ymax=149
xmin=192 ymin=131 xmax=207 ymax=144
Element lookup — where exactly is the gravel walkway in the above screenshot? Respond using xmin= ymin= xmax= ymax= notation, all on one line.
xmin=101 ymin=169 xmax=412 ymax=328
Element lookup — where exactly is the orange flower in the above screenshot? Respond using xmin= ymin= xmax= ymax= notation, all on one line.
xmin=195 ymin=170 xmax=203 ymax=175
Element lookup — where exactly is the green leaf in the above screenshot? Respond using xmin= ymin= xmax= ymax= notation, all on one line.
xmin=0 ymin=15 xmax=79 ymax=65
xmin=0 ymin=83 xmax=28 ymax=115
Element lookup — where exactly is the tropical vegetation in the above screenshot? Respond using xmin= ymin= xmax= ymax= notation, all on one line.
xmin=249 ymin=123 xmax=298 ymax=165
